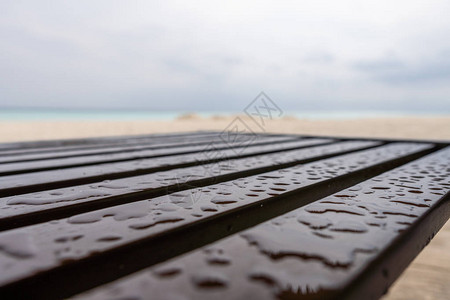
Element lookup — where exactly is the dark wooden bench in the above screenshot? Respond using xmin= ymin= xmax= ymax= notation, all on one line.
xmin=0 ymin=131 xmax=448 ymax=300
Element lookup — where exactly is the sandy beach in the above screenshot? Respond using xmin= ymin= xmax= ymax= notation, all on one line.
xmin=0 ymin=115 xmax=448 ymax=299
xmin=0 ymin=115 xmax=449 ymax=143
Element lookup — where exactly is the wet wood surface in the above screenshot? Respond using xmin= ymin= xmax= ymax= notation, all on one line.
xmin=0 ymin=131 xmax=448 ymax=300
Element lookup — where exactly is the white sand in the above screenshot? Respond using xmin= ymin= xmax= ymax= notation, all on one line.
xmin=0 ymin=116 xmax=449 ymax=143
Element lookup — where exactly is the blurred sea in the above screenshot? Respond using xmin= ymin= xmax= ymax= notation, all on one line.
xmin=0 ymin=108 xmax=447 ymax=121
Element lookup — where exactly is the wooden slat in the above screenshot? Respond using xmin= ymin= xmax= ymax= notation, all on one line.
xmin=0 ymin=134 xmax=293 ymax=164
xmin=70 ymin=146 xmax=450 ymax=300
xmin=0 ymin=131 xmax=221 ymax=154
xmin=0 ymin=140 xmax=375 ymax=229
xmin=0 ymin=131 xmax=273 ymax=157
xmin=0 ymin=136 xmax=300 ymax=175
xmin=0 ymin=133 xmax=258 ymax=159
xmin=0 ymin=138 xmax=333 ymax=196
xmin=0 ymin=142 xmax=435 ymax=299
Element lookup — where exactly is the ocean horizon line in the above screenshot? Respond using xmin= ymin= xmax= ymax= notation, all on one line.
xmin=0 ymin=108 xmax=449 ymax=121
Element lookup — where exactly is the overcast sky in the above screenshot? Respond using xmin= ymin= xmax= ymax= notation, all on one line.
xmin=1 ymin=0 xmax=449 ymax=112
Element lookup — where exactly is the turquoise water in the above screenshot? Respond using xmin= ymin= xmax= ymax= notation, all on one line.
xmin=0 ymin=109 xmax=248 ymax=121
xmin=0 ymin=108 xmax=447 ymax=121
xmin=0 ymin=109 xmax=183 ymax=121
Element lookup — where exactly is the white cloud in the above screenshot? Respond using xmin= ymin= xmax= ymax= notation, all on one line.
xmin=0 ymin=0 xmax=449 ymax=111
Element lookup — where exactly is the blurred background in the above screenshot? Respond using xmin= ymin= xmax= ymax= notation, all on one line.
xmin=1 ymin=1 xmax=450 ymax=119
xmin=0 ymin=1 xmax=449 ymax=299
xmin=1 ymin=1 xmax=449 ymax=142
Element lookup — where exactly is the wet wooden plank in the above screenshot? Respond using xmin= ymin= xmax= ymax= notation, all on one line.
xmin=0 ymin=142 xmax=434 ymax=298
xmin=0 ymin=140 xmax=375 ymax=228
xmin=0 ymin=134 xmax=293 ymax=164
xmin=0 ymin=135 xmax=300 ymax=175
xmin=0 ymin=131 xmax=275 ymax=157
xmin=70 ymin=146 xmax=450 ymax=300
xmin=0 ymin=130 xmax=266 ymax=164
xmin=0 ymin=138 xmax=333 ymax=196
xmin=0 ymin=131 xmax=221 ymax=154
